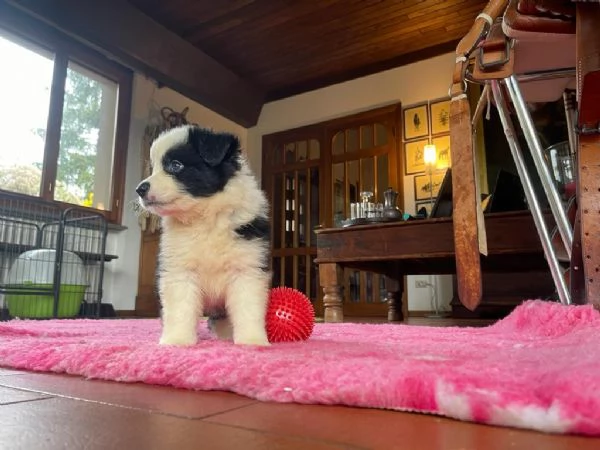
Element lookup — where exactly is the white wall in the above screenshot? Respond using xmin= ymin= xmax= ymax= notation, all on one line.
xmin=104 ymin=74 xmax=248 ymax=311
xmin=247 ymin=53 xmax=456 ymax=312
xmin=107 ymin=54 xmax=457 ymax=313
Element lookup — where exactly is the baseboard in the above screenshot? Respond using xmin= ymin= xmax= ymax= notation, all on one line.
xmin=115 ymin=310 xmax=137 ymax=317
xmin=1 ymin=304 xmax=118 ymax=319
xmin=408 ymin=310 xmax=435 ymax=317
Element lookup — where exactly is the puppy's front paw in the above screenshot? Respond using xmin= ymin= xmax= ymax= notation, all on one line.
xmin=159 ymin=332 xmax=197 ymax=346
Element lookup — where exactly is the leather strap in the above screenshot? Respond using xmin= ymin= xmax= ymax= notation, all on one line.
xmin=450 ymin=96 xmax=485 ymax=311
xmin=576 ymin=5 xmax=600 ymax=309
xmin=577 ymin=135 xmax=600 ymax=309
xmin=576 ymin=4 xmax=600 ymax=133
xmin=472 ymin=20 xmax=515 ymax=80
xmin=570 ymin=205 xmax=585 ymax=304
xmin=451 ymin=0 xmax=510 ymax=95
xmin=449 ymin=1 xmax=507 ymax=311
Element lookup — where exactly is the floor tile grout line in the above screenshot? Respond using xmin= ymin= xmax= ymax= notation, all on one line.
xmin=0 ymin=382 xmax=262 ymax=420
xmin=0 ymin=396 xmax=54 ymax=407
xmin=0 ymin=390 xmax=365 ymax=449
xmin=190 ymin=400 xmax=261 ymax=420
xmin=0 ymin=385 xmax=365 ymax=449
xmin=201 ymin=418 xmax=368 ymax=450
xmin=3 ymin=393 xmax=366 ymax=450
xmin=211 ymin=422 xmax=367 ymax=450
xmin=0 ymin=372 xmax=29 ymax=377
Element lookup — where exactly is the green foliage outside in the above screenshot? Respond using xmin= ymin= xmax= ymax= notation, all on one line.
xmin=0 ymin=165 xmax=80 ymax=204
xmin=32 ymin=69 xmax=102 ymax=205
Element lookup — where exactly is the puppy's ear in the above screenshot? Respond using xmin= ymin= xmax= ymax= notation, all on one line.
xmin=188 ymin=127 xmax=240 ymax=166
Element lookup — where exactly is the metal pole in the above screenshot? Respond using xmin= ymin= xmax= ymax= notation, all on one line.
xmin=504 ymin=75 xmax=573 ymax=260
xmin=491 ymin=81 xmax=571 ymax=305
xmin=563 ymin=91 xmax=578 ymax=155
xmin=466 ymin=67 xmax=575 ymax=84
xmin=472 ymin=84 xmax=490 ymax=129
xmin=517 ymin=68 xmax=575 ymax=84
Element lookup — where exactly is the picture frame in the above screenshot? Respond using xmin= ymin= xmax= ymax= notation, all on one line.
xmin=431 ymin=134 xmax=451 ymax=169
xmin=403 ymin=103 xmax=429 ymax=140
xmin=415 ymin=201 xmax=433 ymax=216
xmin=429 ymin=97 xmax=451 ymax=135
xmin=403 ymin=138 xmax=429 ymax=175
xmin=414 ymin=170 xmax=447 ymax=201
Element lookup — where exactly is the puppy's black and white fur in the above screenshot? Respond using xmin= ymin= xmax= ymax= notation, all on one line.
xmin=136 ymin=125 xmax=271 ymax=346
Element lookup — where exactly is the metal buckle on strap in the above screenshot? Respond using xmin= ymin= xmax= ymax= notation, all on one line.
xmin=575 ymin=122 xmax=600 ymax=135
xmin=574 ymin=110 xmax=600 ymax=135
xmin=477 ymin=39 xmax=511 ymax=70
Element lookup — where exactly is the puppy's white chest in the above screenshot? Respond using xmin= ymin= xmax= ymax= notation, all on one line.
xmin=163 ymin=223 xmax=237 ymax=282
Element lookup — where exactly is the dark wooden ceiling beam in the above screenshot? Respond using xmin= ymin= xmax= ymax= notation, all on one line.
xmin=128 ymin=0 xmax=258 ymax=35
xmin=6 ymin=0 xmax=265 ymax=127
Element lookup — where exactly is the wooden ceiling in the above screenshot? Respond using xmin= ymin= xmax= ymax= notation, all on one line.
xmin=5 ymin=0 xmax=486 ymax=126
xmin=128 ymin=0 xmax=487 ymax=101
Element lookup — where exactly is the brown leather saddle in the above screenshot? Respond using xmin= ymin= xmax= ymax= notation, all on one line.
xmin=450 ymin=0 xmax=600 ymax=310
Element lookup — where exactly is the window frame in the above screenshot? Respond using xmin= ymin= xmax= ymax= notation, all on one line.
xmin=0 ymin=11 xmax=133 ymax=225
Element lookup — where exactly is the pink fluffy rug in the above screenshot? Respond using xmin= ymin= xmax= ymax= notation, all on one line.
xmin=1 ymin=300 xmax=599 ymax=436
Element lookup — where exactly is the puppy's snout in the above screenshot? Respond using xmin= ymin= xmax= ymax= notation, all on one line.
xmin=136 ymin=181 xmax=151 ymax=198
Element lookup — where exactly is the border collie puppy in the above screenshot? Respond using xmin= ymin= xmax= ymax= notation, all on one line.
xmin=136 ymin=125 xmax=271 ymax=346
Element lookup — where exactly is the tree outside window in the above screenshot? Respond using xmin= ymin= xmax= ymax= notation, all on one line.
xmin=0 ymin=28 xmax=131 ymax=223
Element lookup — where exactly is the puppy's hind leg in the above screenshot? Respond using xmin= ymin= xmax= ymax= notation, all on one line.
xmin=159 ymin=272 xmax=202 ymax=346
xmin=226 ymin=274 xmax=270 ymax=346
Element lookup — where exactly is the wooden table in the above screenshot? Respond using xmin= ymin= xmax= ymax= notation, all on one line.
xmin=315 ymin=211 xmax=551 ymax=322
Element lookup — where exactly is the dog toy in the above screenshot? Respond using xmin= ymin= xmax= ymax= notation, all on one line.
xmin=266 ymin=287 xmax=315 ymax=343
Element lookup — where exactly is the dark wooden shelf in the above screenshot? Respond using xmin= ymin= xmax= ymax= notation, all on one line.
xmin=315 ymin=210 xmax=551 ymax=273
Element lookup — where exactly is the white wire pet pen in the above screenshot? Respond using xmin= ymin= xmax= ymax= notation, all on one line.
xmin=0 ymin=192 xmax=110 ymax=319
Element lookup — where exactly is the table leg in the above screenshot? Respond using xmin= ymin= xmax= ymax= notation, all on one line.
xmin=385 ymin=273 xmax=404 ymax=322
xmin=319 ymin=263 xmax=343 ymax=323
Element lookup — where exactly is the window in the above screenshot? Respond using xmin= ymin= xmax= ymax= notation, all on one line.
xmin=0 ymin=26 xmax=132 ymax=223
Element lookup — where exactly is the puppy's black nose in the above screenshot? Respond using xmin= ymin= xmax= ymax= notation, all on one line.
xmin=136 ymin=181 xmax=150 ymax=198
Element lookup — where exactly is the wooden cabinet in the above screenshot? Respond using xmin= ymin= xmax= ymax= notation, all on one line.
xmin=135 ymin=229 xmax=160 ymax=317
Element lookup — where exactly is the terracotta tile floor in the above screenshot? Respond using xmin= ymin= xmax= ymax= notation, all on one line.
xmin=1 ymin=317 xmax=599 ymax=449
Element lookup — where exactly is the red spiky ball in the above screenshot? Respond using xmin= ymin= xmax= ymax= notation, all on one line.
xmin=266 ymin=287 xmax=315 ymax=343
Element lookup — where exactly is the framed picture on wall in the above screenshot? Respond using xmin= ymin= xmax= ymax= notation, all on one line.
xmin=429 ymin=97 xmax=451 ymax=135
xmin=403 ymin=103 xmax=429 ymax=140
xmin=415 ymin=201 xmax=433 ymax=217
xmin=414 ymin=170 xmax=447 ymax=201
xmin=403 ymin=138 xmax=429 ymax=175
xmin=431 ymin=134 xmax=451 ymax=169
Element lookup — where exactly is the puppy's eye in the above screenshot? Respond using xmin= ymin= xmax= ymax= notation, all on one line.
xmin=166 ymin=160 xmax=184 ymax=174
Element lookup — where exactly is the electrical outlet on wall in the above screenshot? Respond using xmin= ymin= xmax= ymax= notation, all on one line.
xmin=415 ymin=280 xmax=429 ymax=288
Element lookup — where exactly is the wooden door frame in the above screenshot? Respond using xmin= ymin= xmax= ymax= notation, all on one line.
xmin=262 ymin=103 xmax=403 ymax=317
xmin=324 ymin=104 xmax=403 ymax=223
xmin=262 ymin=124 xmax=326 ymax=315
